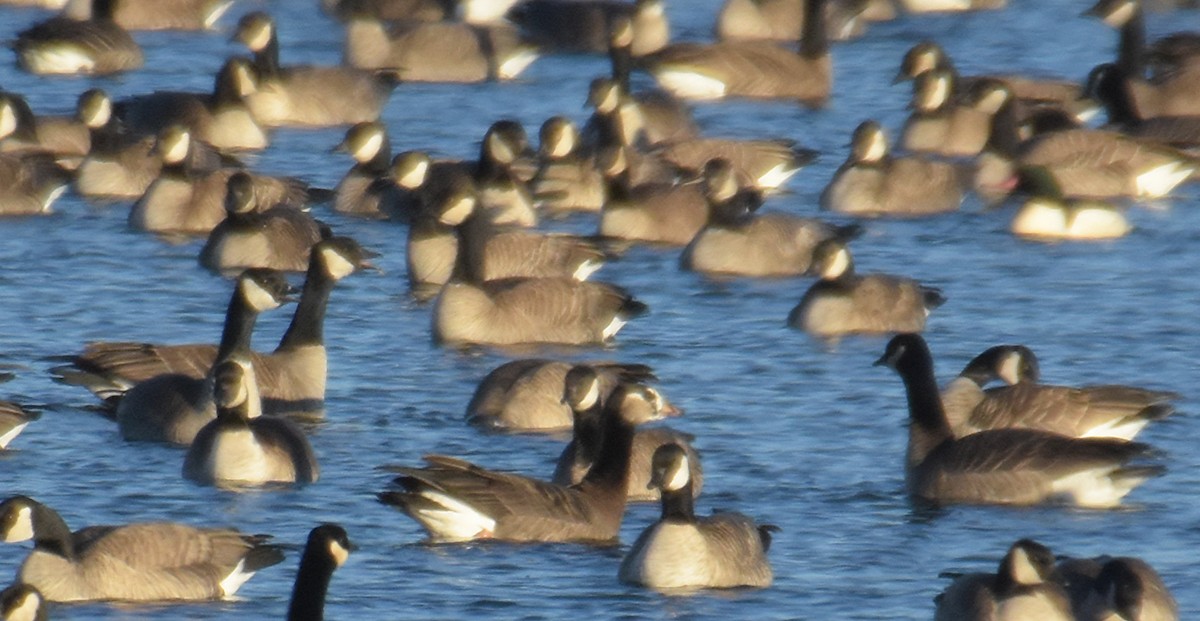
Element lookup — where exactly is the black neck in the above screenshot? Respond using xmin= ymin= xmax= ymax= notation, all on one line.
xmin=215 ymin=402 xmax=253 ymax=427
xmin=570 ymin=403 xmax=606 ymax=468
xmin=603 ymin=165 xmax=633 ymax=202
xmin=1117 ymin=6 xmax=1146 ymax=77
xmin=609 ymin=43 xmax=633 ymax=95
xmin=212 ymin=69 xmax=243 ymax=108
xmin=286 ymin=549 xmax=336 ymax=621
xmin=896 ymin=349 xmax=954 ymax=464
xmin=659 ymin=479 xmax=696 ymax=522
xmin=1097 ymin=67 xmax=1140 ymax=125
xmin=580 ymin=403 xmax=635 ymax=490
xmin=278 ymin=255 xmax=334 ymax=350
xmin=800 ymin=0 xmax=828 ymax=59
xmin=984 ymin=96 xmax=1021 ymax=158
xmin=92 ymin=0 xmax=117 ymax=21
xmin=31 ymin=503 xmax=76 ymax=561
xmin=216 ymin=288 xmax=261 ymax=362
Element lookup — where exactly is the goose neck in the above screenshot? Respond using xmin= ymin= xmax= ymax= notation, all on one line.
xmin=800 ymin=0 xmax=828 ymax=59
xmin=286 ymin=548 xmax=336 ymax=621
xmin=30 ymin=504 xmax=75 ymax=561
xmin=215 ymin=288 xmax=261 ymax=363
xmin=659 ymin=481 xmax=696 ymax=523
xmin=1117 ymin=5 xmax=1146 ymax=77
xmin=277 ymin=258 xmax=334 ymax=351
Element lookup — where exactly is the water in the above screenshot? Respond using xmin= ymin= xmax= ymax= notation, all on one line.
xmin=1 ymin=0 xmax=1199 ymax=618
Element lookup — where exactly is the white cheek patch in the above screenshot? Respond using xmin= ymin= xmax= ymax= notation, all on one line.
xmin=161 ymin=132 xmax=191 ymax=164
xmin=928 ymin=75 xmax=950 ymax=108
xmin=577 ymin=377 xmax=600 ymax=410
xmin=822 ymin=247 xmax=851 ymax=279
xmin=246 ymin=23 xmax=273 ymax=52
xmin=7 ymin=591 xmax=41 ymax=621
xmin=328 ymin=540 xmax=350 ymax=567
xmin=661 ymin=455 xmax=691 ymax=491
xmin=89 ymin=96 xmax=113 ymax=127
xmin=487 ymin=133 xmax=514 ymax=164
xmin=0 ymin=103 xmax=17 ymax=140
xmin=321 ymin=247 xmax=358 ymax=280
xmin=354 ymin=132 xmax=384 ymax=163
xmin=1009 ymin=547 xmax=1042 ymax=585
xmin=975 ymin=88 xmax=1009 ymax=114
xmin=862 ymin=130 xmax=888 ymax=162
xmin=549 ymin=128 xmax=576 ymax=158
xmin=398 ymin=160 xmax=428 ymax=189
xmin=997 ymin=351 xmax=1023 ymax=385
xmin=242 ymin=278 xmax=283 ymax=312
xmin=498 ymin=49 xmax=539 ymax=80
xmin=1103 ymin=1 xmax=1135 ymax=27
xmin=4 ymin=506 xmax=34 ymax=543
xmin=439 ymin=196 xmax=476 ymax=226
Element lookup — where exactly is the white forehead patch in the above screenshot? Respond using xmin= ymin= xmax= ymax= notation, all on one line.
xmin=660 ymin=453 xmax=691 ymax=491
xmin=242 ymin=277 xmax=282 ymax=312
xmin=0 ymin=103 xmax=16 ymax=140
xmin=328 ymin=539 xmax=350 ymax=567
xmin=997 ymin=350 xmax=1023 ymax=385
xmin=822 ymin=247 xmax=851 ymax=279
xmin=320 ymin=246 xmax=357 ymax=280
xmin=3 ymin=506 xmax=34 ymax=543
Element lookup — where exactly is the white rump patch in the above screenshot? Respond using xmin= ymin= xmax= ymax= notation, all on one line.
xmin=0 ymin=421 xmax=28 ymax=449
xmin=572 ymin=259 xmax=603 ymax=281
xmin=498 ymin=50 xmax=539 ymax=80
xmin=219 ymin=558 xmax=256 ymax=597
xmin=413 ymin=490 xmax=496 ymax=541
xmin=3 ymin=506 xmax=34 ymax=542
xmin=602 ymin=316 xmax=628 ymax=340
xmin=22 ymin=47 xmax=96 ymax=75
xmin=203 ymin=0 xmax=235 ymax=29
xmin=652 ymin=69 xmax=728 ymax=101
xmin=1080 ymin=418 xmax=1147 ymax=442
xmin=756 ymin=163 xmax=799 ymax=190
xmin=1050 ymin=467 xmax=1140 ymax=509
xmin=1135 ymin=162 xmax=1192 ymax=199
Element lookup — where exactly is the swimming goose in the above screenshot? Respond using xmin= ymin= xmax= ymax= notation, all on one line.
xmin=14 ymin=0 xmax=143 ymax=75
xmin=342 ymin=14 xmax=538 ymax=83
xmin=377 ymin=380 xmax=649 ymax=543
xmin=0 ymin=495 xmax=285 ymax=602
xmin=788 ymin=238 xmax=945 ymax=337
xmin=183 ymin=358 xmax=319 ymax=486
xmin=619 ymin=443 xmax=774 ymax=589
xmin=115 ymin=56 xmax=268 ymax=152
xmin=551 ymin=369 xmax=699 ymax=502
xmin=1055 ymin=556 xmax=1178 ymax=621
xmin=683 ymin=158 xmax=863 ymax=277
xmin=0 ymin=150 xmax=69 ymax=216
xmin=822 ymin=120 xmax=965 ymax=217
xmin=469 ymin=120 xmax=538 ymax=226
xmin=332 ymin=121 xmax=398 ymax=218
xmin=900 ymin=68 xmax=996 ymax=158
xmin=114 ymin=269 xmax=293 ymax=444
xmin=876 ymin=334 xmax=1164 ymax=508
xmin=508 ymin=0 xmax=668 ymax=56
xmin=287 ymin=524 xmax=355 ymax=621
xmin=0 ymin=91 xmax=90 ymax=165
xmin=943 ymin=344 xmax=1178 ymax=441
xmin=233 ymin=12 xmax=397 ymax=127
xmin=655 ymin=136 xmax=817 ymax=194
xmin=388 ymin=150 xmax=435 ymax=222
xmin=579 ymin=79 xmax=680 ymax=186
xmin=597 ymin=146 xmax=712 ymax=246
xmin=72 ymin=0 xmax=234 ymax=31
xmin=406 ymin=171 xmax=470 ymax=296
xmin=716 ymin=0 xmax=878 ymax=43
xmin=934 ymin=539 xmax=1072 ymax=621
xmin=0 ymin=584 xmax=45 ymax=621
xmin=323 ymin=0 xmax=450 ymax=21
xmin=1009 ymin=166 xmax=1132 ymax=241
xmin=199 ymin=172 xmax=328 ymax=273
xmin=530 ymin=116 xmax=607 ymax=214
xmin=55 ymin=237 xmax=372 ymax=417
xmin=640 ymin=0 xmax=831 ymax=104
xmin=1086 ymin=62 xmax=1200 ymax=149
xmin=606 ymin=15 xmax=698 ymax=148
xmin=466 ymin=359 xmax=678 ymax=432
xmin=0 ymin=402 xmax=38 ymax=449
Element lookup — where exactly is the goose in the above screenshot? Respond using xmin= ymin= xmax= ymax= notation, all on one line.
xmin=0 ymin=496 xmax=284 ymax=602
xmin=342 ymin=14 xmax=538 ymax=83
xmin=233 ymin=12 xmax=397 ymax=127
xmin=13 ymin=0 xmax=143 ymax=75
xmin=897 ymin=0 xmax=1003 ymax=12
xmin=934 ymin=539 xmax=1073 ymax=621
xmin=183 ymin=358 xmax=319 ymax=486
xmin=388 ymin=150 xmax=435 ymax=223
xmin=788 ymin=238 xmax=945 ymax=338
xmin=199 ymin=172 xmax=328 ymax=273
xmin=606 ymin=14 xmax=698 ymax=148
xmin=508 ymin=0 xmax=668 ymax=56
xmin=129 ymin=125 xmax=319 ymax=235
xmin=377 ymin=380 xmax=650 ymax=544
xmin=466 ymin=359 xmax=679 ymax=432
xmin=76 ymin=0 xmax=234 ymax=31
xmin=900 ymin=68 xmax=996 ymax=158
xmin=530 ymin=116 xmax=607 ymax=214
xmin=618 ymin=443 xmax=774 ymax=589
xmin=115 ymin=56 xmax=268 ymax=152
xmin=551 ymin=370 xmax=699 ymax=502
xmin=1055 ymin=556 xmax=1178 ymax=621
xmin=0 ymin=584 xmax=45 ymax=621
xmin=876 ymin=333 xmax=1164 ymax=508
xmin=54 ymin=237 xmax=372 ymax=417
xmin=639 ymin=0 xmax=831 ymax=104
xmin=323 ymin=0 xmax=450 ymax=21
xmin=654 ymin=136 xmax=817 ymax=194
xmin=579 ymin=78 xmax=681 ymax=186
xmin=717 ymin=0 xmax=873 ymax=43
xmin=596 ymin=146 xmax=712 ymax=246
xmin=0 ymin=91 xmax=90 ymax=165
xmin=468 ymin=120 xmax=538 ymax=227
xmin=287 ymin=524 xmax=355 ymax=621
xmin=1086 ymin=62 xmax=1200 ymax=149
xmin=943 ymin=344 xmax=1178 ymax=441
xmin=113 ymin=269 xmax=293 ymax=444
xmin=407 ymin=171 xmax=470 ymax=296
xmin=0 ymin=402 xmax=38 ymax=450
xmin=683 ymin=158 xmax=863 ymax=277
xmin=332 ymin=121 xmax=398 ymax=218
xmin=822 ymin=120 xmax=965 ymax=217
xmin=0 ymin=150 xmax=70 ymax=216
xmin=1009 ymin=167 xmax=1132 ymax=241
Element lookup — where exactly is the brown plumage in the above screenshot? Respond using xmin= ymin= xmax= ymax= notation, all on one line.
xmin=14 ymin=0 xmax=143 ymax=76
xmin=343 ymin=18 xmax=536 ymax=83
xmin=554 ymin=426 xmax=702 ymax=502
xmin=199 ymin=172 xmax=327 ymax=273
xmin=935 ymin=539 xmax=1073 ymax=621
xmin=1054 ymin=556 xmax=1178 ymax=621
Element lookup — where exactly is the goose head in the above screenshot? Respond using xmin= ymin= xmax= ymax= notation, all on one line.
xmin=76 ymin=88 xmax=112 ymax=129
xmin=538 ymin=116 xmax=578 ymax=159
xmin=224 ymin=172 xmax=257 ymax=216
xmin=335 ymin=121 xmax=388 ymax=165
xmin=849 ymin=120 xmax=889 ymax=164
xmin=648 ymin=443 xmax=691 ymax=492
xmin=236 ymin=268 xmax=296 ymax=313
xmin=233 ymin=11 xmax=275 ymax=53
xmin=315 ymin=236 xmax=377 ymax=280
xmin=391 ymin=151 xmax=431 ymax=191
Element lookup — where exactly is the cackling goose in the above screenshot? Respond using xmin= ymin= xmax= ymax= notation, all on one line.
xmin=934 ymin=539 xmax=1072 ymax=621
xmin=0 ymin=402 xmax=38 ymax=450
xmin=618 ymin=443 xmax=774 ymax=589
xmin=287 ymin=524 xmax=355 ymax=621
xmin=606 ymin=15 xmax=698 ymax=147
xmin=0 ymin=584 xmax=45 ymax=621
xmin=0 ymin=91 xmax=90 ymax=165
xmin=596 ymin=145 xmax=712 ymax=246
xmin=508 ymin=0 xmax=668 ymax=56
xmin=717 ymin=0 xmax=882 ymax=43
xmin=332 ymin=121 xmax=398 ymax=218
xmin=900 ymin=68 xmax=996 ymax=157
xmin=1055 ymin=555 xmax=1178 ymax=621
xmin=14 ymin=0 xmax=143 ymax=75
xmin=531 ymin=116 xmax=607 ymax=214
xmin=199 ymin=172 xmax=328 ymax=273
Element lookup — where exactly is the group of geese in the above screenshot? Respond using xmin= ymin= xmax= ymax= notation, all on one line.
xmin=0 ymin=0 xmax=1196 ymax=617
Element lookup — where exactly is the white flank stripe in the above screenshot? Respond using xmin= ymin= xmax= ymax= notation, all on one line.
xmin=0 ymin=422 xmax=29 ymax=449
xmin=652 ymin=70 xmax=727 ymax=101
xmin=416 ymin=490 xmax=496 ymax=541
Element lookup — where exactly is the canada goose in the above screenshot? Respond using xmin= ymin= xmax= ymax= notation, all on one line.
xmin=377 ymin=380 xmax=650 ymax=543
xmin=1055 ymin=556 xmax=1178 ymax=621
xmin=332 ymin=121 xmax=398 ymax=218
xmin=1009 ymin=167 xmax=1132 ymax=241
xmin=0 ymin=584 xmax=45 ymax=621
xmin=129 ymin=125 xmax=318 ymax=235
xmin=115 ymin=56 xmax=268 ymax=152
xmin=1086 ymin=63 xmax=1200 ymax=149
xmin=73 ymin=88 xmax=163 ymax=200
xmin=287 ymin=524 xmax=355 ymax=621
xmin=0 ymin=91 xmax=90 ymax=165
xmin=469 ymin=120 xmax=538 ymax=226
xmin=684 ymin=160 xmax=863 ymax=277
xmin=876 ymin=334 xmax=1164 ymax=508
xmin=716 ymin=0 xmax=879 ymax=43
xmin=822 ymin=120 xmax=965 ymax=217
xmin=114 ymin=269 xmax=293 ymax=444
xmin=656 ymin=136 xmax=817 ymax=194
xmin=323 ymin=0 xmax=450 ymax=21
xmin=640 ymin=0 xmax=830 ymax=104
xmin=894 ymin=41 xmax=1097 ymax=122
xmin=54 ymin=237 xmax=372 ymax=417
xmin=619 ymin=443 xmax=774 ymax=589
xmin=342 ymin=15 xmax=538 ymax=83
xmin=60 ymin=0 xmax=232 ymax=30
xmin=606 ymin=15 xmax=698 ymax=148
xmin=0 ymin=402 xmax=38 ymax=449
xmin=934 ymin=539 xmax=1072 ymax=621
xmin=553 ymin=403 xmax=702 ymax=503
xmin=0 ymin=495 xmax=285 ymax=603
xmin=466 ymin=359 xmax=679 ymax=431
xmin=508 ymin=0 xmax=668 ymax=56
xmin=13 ymin=0 xmax=143 ymax=75
xmin=900 ymin=69 xmax=996 ymax=157
xmin=943 ymin=344 xmax=1178 ymax=441
xmin=896 ymin=0 xmax=1003 ymax=13
xmin=597 ymin=146 xmax=711 ymax=246
xmin=530 ymin=116 xmax=606 ymax=214
xmin=233 ymin=12 xmax=397 ymax=127
xmin=183 ymin=358 xmax=319 ymax=486
xmin=788 ymin=238 xmax=945 ymax=337
xmin=0 ymin=150 xmax=70 ymax=216
xmin=199 ymin=172 xmax=328 ymax=273
xmin=407 ymin=171 xmax=469 ymax=297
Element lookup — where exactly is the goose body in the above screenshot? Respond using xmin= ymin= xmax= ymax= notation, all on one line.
xmin=531 ymin=116 xmax=607 ymax=214
xmin=0 ymin=402 xmax=37 ymax=449
xmin=1055 ymin=556 xmax=1178 ymax=621
xmin=877 ymin=334 xmax=1164 ymax=508
xmin=379 ymin=381 xmax=650 ymax=544
xmin=14 ymin=0 xmax=143 ymax=75
xmin=343 ymin=18 xmax=537 ymax=83
xmin=900 ymin=69 xmax=996 ymax=157
xmin=683 ymin=212 xmax=859 ymax=277
xmin=332 ymin=121 xmax=398 ymax=218
xmin=656 ymin=137 xmax=816 ymax=192
xmin=199 ymin=172 xmax=326 ymax=273
xmin=554 ymin=426 xmax=702 ymax=502
xmin=508 ymin=0 xmax=668 ymax=56
xmin=935 ymin=539 xmax=1073 ymax=621
xmin=0 ymin=92 xmax=89 ymax=164
xmin=0 ymin=495 xmax=284 ymax=603
xmin=619 ymin=443 xmax=773 ymax=589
